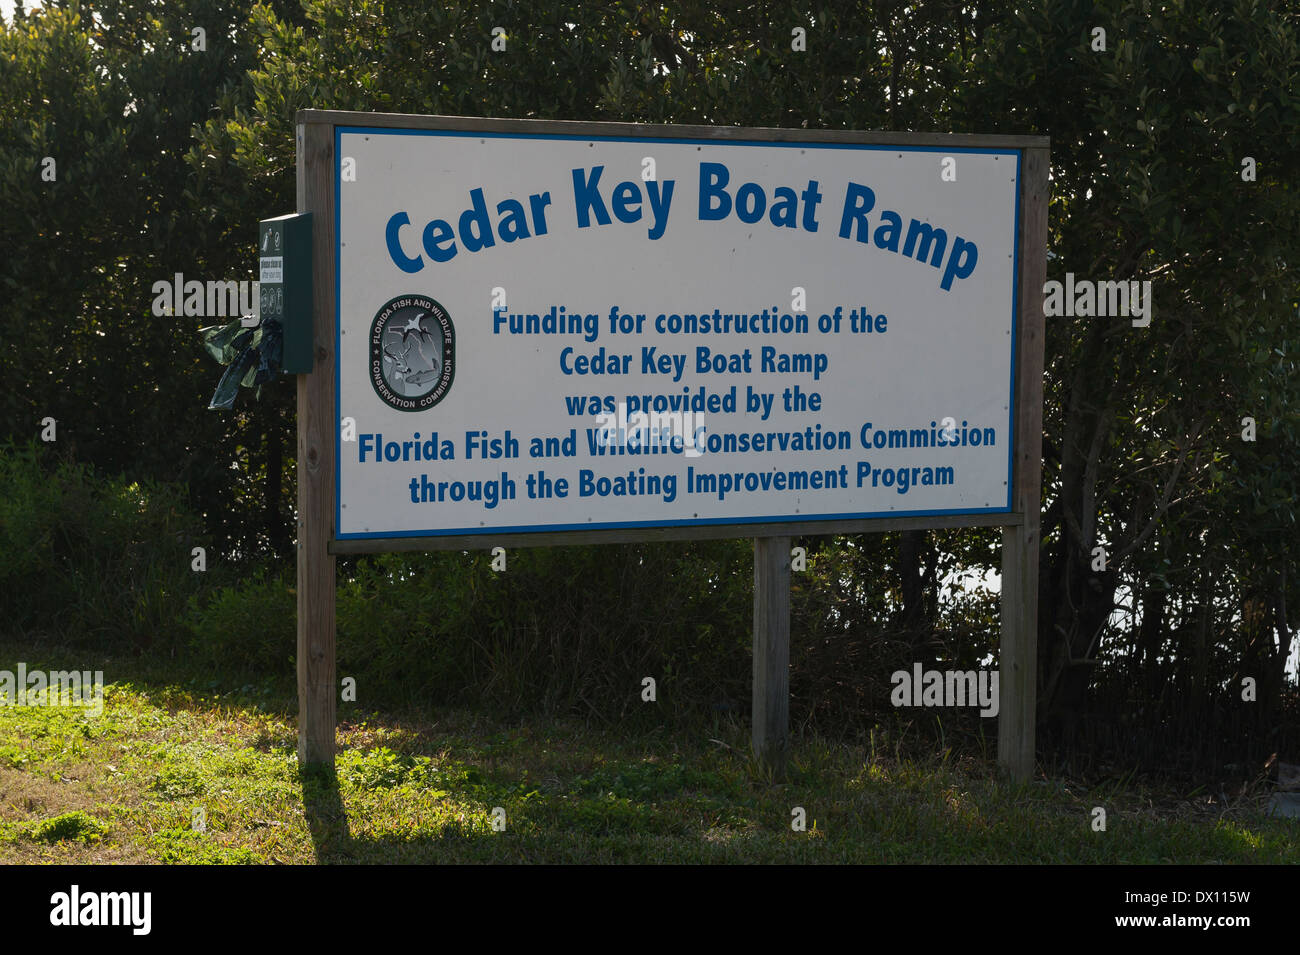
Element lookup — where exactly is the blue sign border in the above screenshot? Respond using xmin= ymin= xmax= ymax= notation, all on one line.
xmin=334 ymin=125 xmax=1021 ymax=540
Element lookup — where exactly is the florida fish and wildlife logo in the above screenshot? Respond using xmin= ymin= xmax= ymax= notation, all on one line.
xmin=369 ymin=294 xmax=455 ymax=411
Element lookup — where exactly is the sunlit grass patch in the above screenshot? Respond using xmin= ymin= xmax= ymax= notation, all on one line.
xmin=30 ymin=810 xmax=107 ymax=844
xmin=1 ymin=641 xmax=1297 ymax=865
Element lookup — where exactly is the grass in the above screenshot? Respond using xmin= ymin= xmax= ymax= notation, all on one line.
xmin=0 ymin=642 xmax=1296 ymax=864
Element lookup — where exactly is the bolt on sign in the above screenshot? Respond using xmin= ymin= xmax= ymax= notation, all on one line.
xmin=331 ymin=120 xmax=1023 ymax=540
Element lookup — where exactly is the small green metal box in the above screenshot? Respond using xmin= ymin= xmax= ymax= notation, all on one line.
xmin=258 ymin=212 xmax=313 ymax=374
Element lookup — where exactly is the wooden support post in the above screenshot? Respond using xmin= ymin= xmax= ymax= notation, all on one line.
xmin=998 ymin=144 xmax=1049 ymax=782
xmin=999 ymin=525 xmax=1036 ymax=781
xmin=752 ymin=536 xmax=792 ymax=780
xmin=296 ymin=119 xmax=337 ymax=768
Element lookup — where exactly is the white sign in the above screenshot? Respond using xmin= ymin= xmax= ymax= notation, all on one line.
xmin=334 ymin=126 xmax=1020 ymax=539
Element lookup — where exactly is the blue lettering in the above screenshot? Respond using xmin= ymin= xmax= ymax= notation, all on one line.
xmin=698 ymin=162 xmax=731 ymax=221
xmin=572 ymin=166 xmax=611 ymax=228
xmin=385 ymin=212 xmax=423 ymax=273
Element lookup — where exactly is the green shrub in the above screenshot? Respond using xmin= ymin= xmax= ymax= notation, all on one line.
xmin=0 ymin=441 xmax=216 ymax=649
xmin=173 ymin=518 xmax=992 ymax=739
xmin=331 ymin=541 xmax=753 ymax=719
xmin=30 ymin=811 xmax=107 ymax=844
xmin=181 ymin=540 xmax=755 ymax=718
xmin=150 ymin=827 xmax=262 ymax=864
xmin=184 ymin=568 xmax=295 ymax=677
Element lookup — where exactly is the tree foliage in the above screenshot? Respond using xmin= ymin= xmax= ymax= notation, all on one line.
xmin=3 ymin=0 xmax=1296 ymax=768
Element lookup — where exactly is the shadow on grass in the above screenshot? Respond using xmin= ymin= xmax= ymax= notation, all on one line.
xmin=299 ymin=762 xmax=355 ymax=863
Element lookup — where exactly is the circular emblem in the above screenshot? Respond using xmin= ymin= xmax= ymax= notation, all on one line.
xmin=369 ymin=295 xmax=455 ymax=411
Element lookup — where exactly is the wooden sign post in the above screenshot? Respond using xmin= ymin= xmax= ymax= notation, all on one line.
xmin=296 ymin=120 xmax=338 ymax=767
xmin=999 ymin=145 xmax=1049 ymax=781
xmin=753 ymin=536 xmax=792 ymax=779
xmin=293 ymin=111 xmax=1048 ymax=781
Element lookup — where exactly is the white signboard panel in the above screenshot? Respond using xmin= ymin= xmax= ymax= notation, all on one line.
xmin=334 ymin=125 xmax=1020 ymax=539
